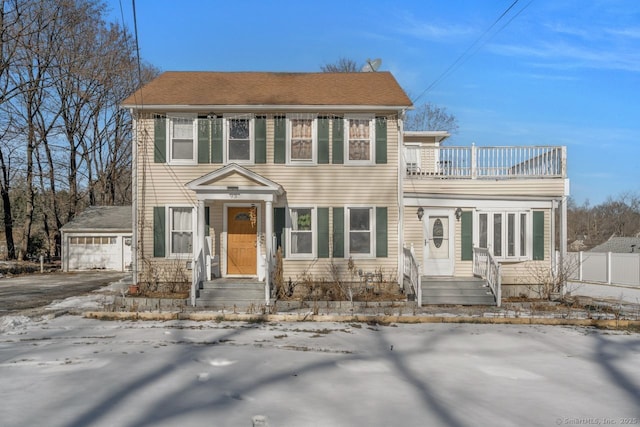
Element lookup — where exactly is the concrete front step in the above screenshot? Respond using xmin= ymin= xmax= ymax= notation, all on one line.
xmin=422 ymin=295 xmax=497 ymax=305
xmin=421 ymin=276 xmax=497 ymax=306
xmin=196 ymin=280 xmax=266 ymax=308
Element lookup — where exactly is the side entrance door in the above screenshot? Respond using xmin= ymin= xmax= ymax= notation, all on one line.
xmin=423 ymin=210 xmax=455 ymax=276
xmin=227 ymin=206 xmax=257 ymax=275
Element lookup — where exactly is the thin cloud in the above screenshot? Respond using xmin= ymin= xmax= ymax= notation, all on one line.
xmin=487 ymin=40 xmax=640 ymax=73
xmin=395 ymin=13 xmax=474 ymax=41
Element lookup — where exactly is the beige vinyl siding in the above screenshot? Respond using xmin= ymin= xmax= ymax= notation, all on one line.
xmin=402 ymin=206 xmax=554 ymax=281
xmin=500 ymin=209 xmax=552 ymax=285
xmin=135 ymin=114 xmax=401 ymax=283
xmin=404 ymin=178 xmax=566 ymax=198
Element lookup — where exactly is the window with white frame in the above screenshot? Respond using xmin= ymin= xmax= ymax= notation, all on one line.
xmin=227 ymin=116 xmax=253 ymax=162
xmin=289 ymin=207 xmax=314 ymax=257
xmin=170 ymin=207 xmax=193 ymax=256
xmin=345 ymin=116 xmax=374 ymax=163
xmin=477 ymin=211 xmax=529 ymax=260
xmin=348 ymin=207 xmax=373 ymax=256
xmin=288 ymin=115 xmax=316 ymax=163
xmin=169 ymin=115 xmax=196 ymax=163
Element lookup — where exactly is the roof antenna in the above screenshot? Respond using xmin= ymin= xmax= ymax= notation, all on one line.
xmin=361 ymin=58 xmax=382 ymax=72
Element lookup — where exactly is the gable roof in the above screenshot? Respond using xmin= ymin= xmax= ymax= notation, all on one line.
xmin=186 ymin=163 xmax=284 ymax=195
xmin=589 ymin=236 xmax=640 ymax=253
xmin=122 ymin=71 xmax=413 ymax=109
xmin=61 ymin=206 xmax=132 ymax=232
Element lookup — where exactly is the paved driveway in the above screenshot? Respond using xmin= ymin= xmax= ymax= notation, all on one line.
xmin=0 ymin=271 xmax=128 ymax=314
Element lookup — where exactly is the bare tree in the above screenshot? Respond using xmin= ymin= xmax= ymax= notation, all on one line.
xmin=320 ymin=57 xmax=360 ymax=72
xmin=404 ymin=102 xmax=459 ymax=134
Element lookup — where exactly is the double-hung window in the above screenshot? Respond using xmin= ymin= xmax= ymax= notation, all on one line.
xmin=226 ymin=116 xmax=253 ymax=163
xmin=345 ymin=115 xmax=374 ymax=164
xmin=477 ymin=210 xmax=529 ymax=260
xmin=347 ymin=207 xmax=373 ymax=256
xmin=170 ymin=207 xmax=193 ymax=256
xmin=288 ymin=115 xmax=316 ymax=163
xmin=289 ymin=207 xmax=315 ymax=257
xmin=169 ymin=114 xmax=196 ymax=164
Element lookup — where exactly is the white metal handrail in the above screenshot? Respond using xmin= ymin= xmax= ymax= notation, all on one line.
xmin=404 ymin=145 xmax=566 ymax=180
xmin=403 ymin=244 xmax=422 ymax=306
xmin=473 ymin=247 xmax=502 ymax=307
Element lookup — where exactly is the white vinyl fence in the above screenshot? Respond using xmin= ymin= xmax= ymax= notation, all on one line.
xmin=567 ymin=252 xmax=640 ymax=288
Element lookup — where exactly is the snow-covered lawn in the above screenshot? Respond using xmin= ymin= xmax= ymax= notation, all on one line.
xmin=1 ymin=314 xmax=639 ymax=427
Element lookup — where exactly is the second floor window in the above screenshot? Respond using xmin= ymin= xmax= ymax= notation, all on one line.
xmin=227 ymin=117 xmax=253 ymax=162
xmin=170 ymin=115 xmax=196 ymax=163
xmin=288 ymin=116 xmax=316 ymax=163
xmin=346 ymin=116 xmax=374 ymax=163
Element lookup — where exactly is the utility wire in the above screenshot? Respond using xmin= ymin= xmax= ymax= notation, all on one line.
xmin=412 ymin=0 xmax=528 ymax=104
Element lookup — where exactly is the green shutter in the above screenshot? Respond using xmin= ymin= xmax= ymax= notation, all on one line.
xmin=461 ymin=211 xmax=473 ymax=261
xmin=211 ymin=117 xmax=223 ymax=163
xmin=375 ymin=207 xmax=388 ymax=258
xmin=255 ymin=116 xmax=267 ymax=164
xmin=533 ymin=211 xmax=545 ymax=260
xmin=332 ymin=118 xmax=344 ymax=164
xmin=274 ymin=207 xmax=286 ymax=257
xmin=317 ymin=117 xmax=330 ymax=164
xmin=153 ymin=206 xmax=165 ymax=257
xmin=317 ymin=208 xmax=329 ymax=258
xmin=274 ymin=117 xmax=286 ymax=164
xmin=332 ymin=207 xmax=344 ymax=257
xmin=375 ymin=117 xmax=387 ymax=164
xmin=204 ymin=206 xmax=210 ymax=237
xmin=154 ymin=116 xmax=166 ymax=163
xmin=197 ymin=117 xmax=210 ymax=164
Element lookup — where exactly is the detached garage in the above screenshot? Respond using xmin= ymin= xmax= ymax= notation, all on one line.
xmin=61 ymin=206 xmax=132 ymax=272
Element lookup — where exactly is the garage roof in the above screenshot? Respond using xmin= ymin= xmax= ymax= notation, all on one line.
xmin=61 ymin=206 xmax=132 ymax=232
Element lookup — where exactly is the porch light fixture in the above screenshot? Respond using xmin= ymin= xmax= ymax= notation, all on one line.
xmin=417 ymin=207 xmax=424 ymax=221
xmin=455 ymin=208 xmax=462 ymax=220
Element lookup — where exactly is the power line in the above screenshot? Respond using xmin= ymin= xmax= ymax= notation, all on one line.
xmin=412 ymin=0 xmax=530 ymax=104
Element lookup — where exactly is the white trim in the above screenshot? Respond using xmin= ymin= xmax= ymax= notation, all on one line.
xmin=422 ymin=209 xmax=455 ymax=276
xmin=344 ymin=114 xmax=375 ymax=165
xmin=225 ymin=114 xmax=254 ymax=164
xmin=286 ymin=114 xmax=317 ymax=164
xmin=345 ymin=205 xmax=376 ymax=258
xmin=287 ymin=206 xmax=317 ymax=259
xmin=474 ymin=209 xmax=532 ymax=262
xmin=168 ymin=113 xmax=197 ymax=165
xmin=167 ymin=205 xmax=196 ymax=259
xmin=122 ymin=104 xmax=411 ymax=112
xmin=404 ymin=197 xmax=556 ymax=209
xmin=222 ymin=203 xmax=261 ymax=278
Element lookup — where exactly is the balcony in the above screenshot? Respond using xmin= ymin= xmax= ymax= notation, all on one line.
xmin=404 ymin=145 xmax=566 ymax=180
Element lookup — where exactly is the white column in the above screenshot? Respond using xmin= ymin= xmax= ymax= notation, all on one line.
xmin=560 ymin=197 xmax=568 ymax=295
xmin=265 ymin=200 xmax=273 ymax=304
xmin=197 ymin=200 xmax=205 ymax=259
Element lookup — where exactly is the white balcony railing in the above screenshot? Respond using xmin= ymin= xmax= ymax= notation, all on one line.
xmin=404 ymin=145 xmax=566 ymax=179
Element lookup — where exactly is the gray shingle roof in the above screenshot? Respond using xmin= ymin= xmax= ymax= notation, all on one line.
xmin=61 ymin=206 xmax=132 ymax=232
xmin=589 ymin=237 xmax=640 ymax=253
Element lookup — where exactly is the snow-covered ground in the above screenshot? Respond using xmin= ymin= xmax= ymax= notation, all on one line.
xmin=1 ymin=314 xmax=639 ymax=427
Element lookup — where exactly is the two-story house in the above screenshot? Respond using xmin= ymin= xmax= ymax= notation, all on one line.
xmin=123 ymin=71 xmax=569 ymax=307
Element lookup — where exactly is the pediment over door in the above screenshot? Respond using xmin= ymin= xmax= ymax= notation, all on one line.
xmin=186 ymin=163 xmax=284 ymax=201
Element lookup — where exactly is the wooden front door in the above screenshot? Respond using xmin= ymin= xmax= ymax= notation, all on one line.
xmin=227 ymin=206 xmax=257 ymax=275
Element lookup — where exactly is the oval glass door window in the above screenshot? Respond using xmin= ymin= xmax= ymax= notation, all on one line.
xmin=433 ymin=218 xmax=444 ymax=248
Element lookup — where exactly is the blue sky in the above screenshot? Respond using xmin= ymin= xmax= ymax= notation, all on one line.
xmin=107 ymin=0 xmax=640 ymax=205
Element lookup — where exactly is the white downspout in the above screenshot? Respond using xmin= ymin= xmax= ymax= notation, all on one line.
xmin=131 ymin=108 xmax=138 ymax=286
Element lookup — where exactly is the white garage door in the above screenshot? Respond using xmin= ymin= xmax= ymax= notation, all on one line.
xmin=68 ymin=235 xmax=121 ymax=270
